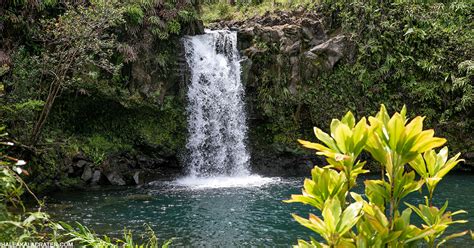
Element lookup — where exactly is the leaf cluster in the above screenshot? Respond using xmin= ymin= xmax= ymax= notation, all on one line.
xmin=287 ymin=105 xmax=469 ymax=247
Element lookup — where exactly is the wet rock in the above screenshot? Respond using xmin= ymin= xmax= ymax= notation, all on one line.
xmin=81 ymin=165 xmax=92 ymax=182
xmin=105 ymin=171 xmax=126 ymax=186
xmin=99 ymin=150 xmax=183 ymax=186
xmin=91 ymin=170 xmax=102 ymax=184
xmin=238 ymin=27 xmax=255 ymax=50
xmin=133 ymin=171 xmax=144 ymax=185
xmin=75 ymin=160 xmax=88 ymax=168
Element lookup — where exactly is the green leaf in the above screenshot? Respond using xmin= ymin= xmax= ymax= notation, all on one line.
xmin=387 ymin=113 xmax=405 ymax=151
xmin=341 ymin=111 xmax=356 ymax=128
xmin=408 ymin=155 xmax=427 ymax=177
xmin=314 ymin=127 xmax=339 ymax=152
xmin=337 ymin=201 xmax=363 ymax=235
xmin=331 ymin=120 xmax=352 ymax=153
xmin=322 ymin=198 xmax=341 ymax=232
xmin=285 ymin=194 xmax=322 ymax=210
xmin=292 ymin=214 xmax=326 ymax=236
xmin=352 ymin=117 xmax=368 ymax=156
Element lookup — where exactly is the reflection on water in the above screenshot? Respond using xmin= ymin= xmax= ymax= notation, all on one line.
xmin=46 ymin=174 xmax=474 ymax=247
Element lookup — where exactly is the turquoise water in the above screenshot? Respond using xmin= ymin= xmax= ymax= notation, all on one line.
xmin=47 ymin=174 xmax=473 ymax=247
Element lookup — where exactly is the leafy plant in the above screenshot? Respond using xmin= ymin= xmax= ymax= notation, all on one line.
xmin=1 ymin=125 xmax=171 ymax=245
xmin=54 ymin=221 xmax=172 ymax=248
xmin=220 ymin=1 xmax=472 ymax=158
xmin=287 ymin=105 xmax=468 ymax=247
xmin=29 ymin=0 xmax=125 ymax=145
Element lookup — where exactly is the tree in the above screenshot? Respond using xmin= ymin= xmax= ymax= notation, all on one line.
xmin=29 ymin=0 xmax=124 ymax=145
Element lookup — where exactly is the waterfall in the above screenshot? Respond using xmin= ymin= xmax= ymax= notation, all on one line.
xmin=183 ymin=30 xmax=250 ymax=178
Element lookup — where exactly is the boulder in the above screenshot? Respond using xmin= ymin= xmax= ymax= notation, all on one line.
xmin=81 ymin=165 xmax=92 ymax=182
xmin=305 ymin=35 xmax=346 ymax=70
xmin=72 ymin=152 xmax=90 ymax=162
xmin=105 ymin=171 xmax=126 ymax=186
xmin=133 ymin=171 xmax=144 ymax=185
xmin=91 ymin=170 xmax=103 ymax=184
xmin=98 ymin=150 xmax=183 ymax=186
xmin=75 ymin=160 xmax=88 ymax=168
xmin=258 ymin=26 xmax=283 ymax=43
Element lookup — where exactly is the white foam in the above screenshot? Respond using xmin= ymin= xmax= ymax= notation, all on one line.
xmin=171 ymin=175 xmax=278 ymax=189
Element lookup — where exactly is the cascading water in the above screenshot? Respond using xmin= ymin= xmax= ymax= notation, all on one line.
xmin=183 ymin=30 xmax=250 ymax=177
xmin=175 ymin=30 xmax=273 ymax=188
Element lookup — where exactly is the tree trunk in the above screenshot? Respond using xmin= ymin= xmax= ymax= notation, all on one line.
xmin=30 ymin=80 xmax=61 ymax=145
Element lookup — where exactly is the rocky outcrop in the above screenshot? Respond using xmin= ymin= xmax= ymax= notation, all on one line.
xmin=211 ymin=10 xmax=351 ymax=89
xmin=305 ymin=34 xmax=347 ymax=70
xmin=66 ymin=150 xmax=182 ymax=186
xmin=100 ymin=152 xmax=174 ymax=185
xmin=91 ymin=170 xmax=104 ymax=185
xmin=210 ymin=10 xmax=353 ymax=175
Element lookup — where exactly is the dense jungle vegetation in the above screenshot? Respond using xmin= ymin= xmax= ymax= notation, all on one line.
xmin=204 ymin=0 xmax=473 ymax=158
xmin=0 ymin=0 xmax=473 ymax=245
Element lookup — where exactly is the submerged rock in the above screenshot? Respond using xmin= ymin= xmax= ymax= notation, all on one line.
xmin=124 ymin=194 xmax=153 ymax=201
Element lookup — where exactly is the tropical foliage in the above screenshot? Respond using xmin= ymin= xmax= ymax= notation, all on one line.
xmin=287 ymin=105 xmax=468 ymax=247
xmin=0 ymin=125 xmax=170 ymax=246
xmin=0 ymin=0 xmax=198 ymax=191
xmin=209 ymin=1 xmax=473 ymax=158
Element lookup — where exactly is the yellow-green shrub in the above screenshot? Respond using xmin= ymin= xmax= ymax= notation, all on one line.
xmin=287 ymin=105 xmax=468 ymax=247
